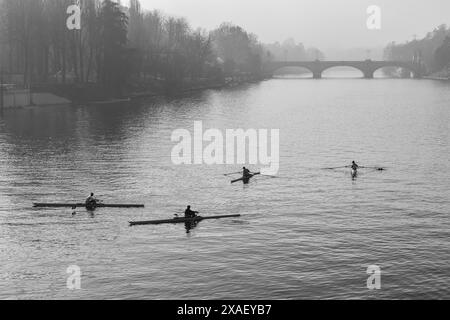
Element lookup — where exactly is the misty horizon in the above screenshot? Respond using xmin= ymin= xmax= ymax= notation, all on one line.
xmin=132 ymin=0 xmax=449 ymax=59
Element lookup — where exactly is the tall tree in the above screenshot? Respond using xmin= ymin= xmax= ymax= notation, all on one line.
xmin=211 ymin=23 xmax=265 ymax=76
xmin=98 ymin=0 xmax=129 ymax=95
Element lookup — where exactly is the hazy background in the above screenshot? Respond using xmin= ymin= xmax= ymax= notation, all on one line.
xmin=137 ymin=0 xmax=450 ymax=59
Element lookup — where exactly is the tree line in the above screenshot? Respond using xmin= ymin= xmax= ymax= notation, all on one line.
xmin=0 ymin=0 xmax=289 ymax=97
xmin=264 ymin=38 xmax=325 ymax=62
xmin=0 ymin=0 xmax=129 ymax=94
xmin=384 ymin=24 xmax=450 ymax=76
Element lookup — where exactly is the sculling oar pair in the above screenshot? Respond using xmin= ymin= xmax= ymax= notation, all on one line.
xmin=324 ymin=165 xmax=386 ymax=171
xmin=225 ymin=169 xmax=277 ymax=178
xmin=230 ymin=172 xmax=261 ymax=184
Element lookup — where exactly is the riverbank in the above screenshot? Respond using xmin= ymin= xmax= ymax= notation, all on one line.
xmin=1 ymin=78 xmax=261 ymax=109
xmin=424 ymin=67 xmax=450 ymax=81
xmin=1 ymin=89 xmax=71 ymax=109
xmin=424 ymin=75 xmax=450 ymax=81
xmin=28 ymin=75 xmax=264 ymax=105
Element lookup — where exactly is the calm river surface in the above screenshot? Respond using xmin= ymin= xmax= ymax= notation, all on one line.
xmin=0 ymin=73 xmax=449 ymax=299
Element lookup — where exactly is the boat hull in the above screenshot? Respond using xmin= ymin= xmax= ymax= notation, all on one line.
xmin=129 ymin=214 xmax=241 ymax=226
xmin=33 ymin=203 xmax=145 ymax=208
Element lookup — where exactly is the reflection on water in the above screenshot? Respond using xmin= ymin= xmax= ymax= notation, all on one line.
xmin=0 ymin=75 xmax=449 ymax=299
xmin=185 ymin=221 xmax=200 ymax=234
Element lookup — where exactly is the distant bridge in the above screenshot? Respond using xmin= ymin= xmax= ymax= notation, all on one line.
xmin=264 ymin=60 xmax=425 ymax=79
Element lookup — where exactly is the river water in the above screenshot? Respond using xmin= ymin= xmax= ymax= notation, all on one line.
xmin=0 ymin=72 xmax=449 ymax=299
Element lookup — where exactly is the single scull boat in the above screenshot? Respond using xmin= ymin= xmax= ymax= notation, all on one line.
xmin=129 ymin=214 xmax=241 ymax=226
xmin=33 ymin=203 xmax=145 ymax=208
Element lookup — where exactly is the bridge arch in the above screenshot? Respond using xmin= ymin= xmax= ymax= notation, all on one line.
xmin=320 ymin=65 xmax=366 ymax=78
xmin=272 ymin=66 xmax=315 ymax=78
xmin=371 ymin=65 xmax=420 ymax=78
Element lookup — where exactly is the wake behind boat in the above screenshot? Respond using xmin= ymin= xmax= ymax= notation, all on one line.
xmin=129 ymin=214 xmax=241 ymax=226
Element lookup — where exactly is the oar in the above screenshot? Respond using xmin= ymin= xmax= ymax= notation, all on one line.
xmin=231 ymin=177 xmax=244 ymax=184
xmin=323 ymin=166 xmax=350 ymax=170
xmin=360 ymin=166 xmax=386 ymax=171
xmin=224 ymin=171 xmax=242 ymax=176
xmin=231 ymin=172 xmax=261 ymax=184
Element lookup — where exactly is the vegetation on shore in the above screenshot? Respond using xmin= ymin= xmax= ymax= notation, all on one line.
xmin=384 ymin=24 xmax=450 ymax=78
xmin=0 ymin=0 xmax=277 ymax=100
xmin=1 ymin=0 xmax=449 ymax=104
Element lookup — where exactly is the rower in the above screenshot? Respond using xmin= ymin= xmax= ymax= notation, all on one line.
xmin=185 ymin=206 xmax=199 ymax=218
xmin=243 ymin=167 xmax=251 ymax=178
xmin=351 ymin=161 xmax=359 ymax=171
xmin=85 ymin=193 xmax=97 ymax=207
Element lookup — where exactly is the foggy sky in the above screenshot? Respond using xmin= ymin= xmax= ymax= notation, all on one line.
xmin=137 ymin=0 xmax=449 ymax=49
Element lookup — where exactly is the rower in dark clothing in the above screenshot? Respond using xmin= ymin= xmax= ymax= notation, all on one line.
xmin=350 ymin=161 xmax=359 ymax=179
xmin=185 ymin=206 xmax=199 ymax=218
xmin=85 ymin=193 xmax=98 ymax=209
xmin=243 ymin=167 xmax=252 ymax=178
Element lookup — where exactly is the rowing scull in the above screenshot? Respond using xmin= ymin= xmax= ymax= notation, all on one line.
xmin=231 ymin=172 xmax=261 ymax=184
xmin=33 ymin=203 xmax=145 ymax=208
xmin=129 ymin=214 xmax=241 ymax=226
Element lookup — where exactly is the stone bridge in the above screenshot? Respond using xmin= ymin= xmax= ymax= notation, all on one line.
xmin=264 ymin=60 xmax=425 ymax=79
